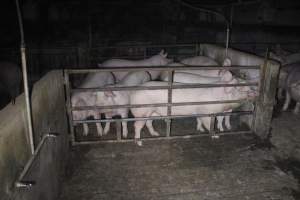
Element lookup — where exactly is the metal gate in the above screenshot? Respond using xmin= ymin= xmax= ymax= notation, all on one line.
xmin=64 ymin=63 xmax=265 ymax=145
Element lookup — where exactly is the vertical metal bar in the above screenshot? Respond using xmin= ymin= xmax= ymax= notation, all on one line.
xmin=116 ymin=122 xmax=122 ymax=141
xmin=166 ymin=69 xmax=173 ymax=137
xmin=15 ymin=0 xmax=35 ymax=154
xmin=210 ymin=116 xmax=218 ymax=139
xmin=225 ymin=26 xmax=230 ymax=57
xmin=195 ymin=43 xmax=198 ymax=56
xmin=64 ymin=71 xmax=75 ymax=145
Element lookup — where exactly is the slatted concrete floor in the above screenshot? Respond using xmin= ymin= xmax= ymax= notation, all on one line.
xmin=59 ymin=134 xmax=298 ymax=200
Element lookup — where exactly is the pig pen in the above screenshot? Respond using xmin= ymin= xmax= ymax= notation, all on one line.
xmin=1 ymin=44 xmax=299 ymax=200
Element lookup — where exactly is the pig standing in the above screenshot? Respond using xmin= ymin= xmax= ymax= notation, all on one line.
xmin=99 ymin=50 xmax=172 ymax=82
xmin=71 ymin=72 xmax=115 ymax=136
xmin=178 ymin=56 xmax=221 ymax=77
xmin=96 ymin=71 xmax=151 ymax=138
xmin=282 ymin=66 xmax=300 ymax=114
xmin=161 ymin=60 xmax=237 ymax=131
xmin=0 ymin=62 xmax=21 ymax=107
xmin=130 ymin=73 xmax=255 ymax=145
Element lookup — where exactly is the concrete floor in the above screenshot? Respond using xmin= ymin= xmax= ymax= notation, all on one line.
xmin=59 ymin=133 xmax=298 ymax=200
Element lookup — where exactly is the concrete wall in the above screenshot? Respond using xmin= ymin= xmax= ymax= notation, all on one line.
xmin=0 ymin=70 xmax=69 ymax=200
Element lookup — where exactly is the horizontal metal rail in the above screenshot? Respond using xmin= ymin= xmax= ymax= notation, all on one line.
xmin=73 ymin=130 xmax=253 ymax=145
xmin=72 ymin=99 xmax=255 ymax=111
xmin=71 ymin=83 xmax=259 ymax=92
xmin=65 ymin=65 xmax=260 ymax=74
xmin=72 ymin=110 xmax=253 ymax=124
xmin=65 ymin=58 xmax=261 ymax=144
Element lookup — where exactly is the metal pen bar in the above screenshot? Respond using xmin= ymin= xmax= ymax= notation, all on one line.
xmin=64 ymin=65 xmax=260 ymax=74
xmin=15 ymin=133 xmax=58 ymax=188
xmin=71 ymin=99 xmax=255 ymax=111
xmin=73 ymin=111 xmax=253 ymax=124
xmin=64 ymin=72 xmax=76 ymax=144
xmin=73 ymin=130 xmax=253 ymax=145
xmin=210 ymin=116 xmax=216 ymax=136
xmin=166 ymin=70 xmax=173 ymax=137
xmin=71 ymin=82 xmax=259 ymax=93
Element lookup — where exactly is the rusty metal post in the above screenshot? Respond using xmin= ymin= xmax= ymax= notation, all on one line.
xmin=253 ymin=50 xmax=280 ymax=139
xmin=64 ymin=70 xmax=75 ymax=144
xmin=166 ymin=69 xmax=173 ymax=137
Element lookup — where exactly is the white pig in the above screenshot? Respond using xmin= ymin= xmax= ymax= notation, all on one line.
xmin=99 ymin=50 xmax=173 ymax=82
xmin=95 ymin=71 xmax=151 ymax=138
xmin=282 ymin=66 xmax=300 ymax=114
xmin=161 ymin=70 xmax=250 ymax=132
xmin=130 ymin=73 xmax=256 ymax=145
xmin=71 ymin=72 xmax=115 ymax=136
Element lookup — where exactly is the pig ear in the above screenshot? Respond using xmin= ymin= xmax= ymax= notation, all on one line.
xmin=104 ymin=90 xmax=115 ymax=97
xmin=220 ymin=70 xmax=233 ymax=82
xmin=159 ymin=49 xmax=165 ymax=56
xmin=222 ymin=58 xmax=232 ymax=66
xmin=159 ymin=49 xmax=168 ymax=58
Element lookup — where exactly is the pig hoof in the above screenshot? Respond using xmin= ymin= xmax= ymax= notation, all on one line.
xmin=135 ymin=139 xmax=143 ymax=146
xmin=104 ymin=129 xmax=109 ymax=135
xmin=293 ymin=110 xmax=299 ymax=115
xmin=197 ymin=127 xmax=205 ymax=132
xmin=150 ymin=131 xmax=160 ymax=136
xmin=97 ymin=132 xmax=103 ymax=137
xmin=211 ymin=135 xmax=220 ymax=139
xmin=122 ymin=132 xmax=128 ymax=138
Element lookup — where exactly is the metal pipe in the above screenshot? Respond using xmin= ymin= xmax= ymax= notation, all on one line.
xmin=73 ymin=130 xmax=253 ymax=145
xmin=73 ymin=111 xmax=253 ymax=124
xmin=15 ymin=133 xmax=58 ymax=188
xmin=15 ymin=0 xmax=35 ymax=154
xmin=166 ymin=70 xmax=173 ymax=137
xmin=65 ymin=65 xmax=260 ymax=74
xmin=71 ymin=82 xmax=259 ymax=93
xmin=72 ymin=99 xmax=255 ymax=111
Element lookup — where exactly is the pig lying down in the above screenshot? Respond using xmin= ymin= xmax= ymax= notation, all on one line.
xmin=99 ymin=50 xmax=173 ymax=82
xmin=130 ymin=72 xmax=256 ymax=145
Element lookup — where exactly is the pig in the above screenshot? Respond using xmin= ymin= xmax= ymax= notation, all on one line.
xmin=130 ymin=73 xmax=256 ymax=145
xmin=176 ymin=57 xmax=232 ymax=77
xmin=282 ymin=66 xmax=300 ymax=114
xmin=71 ymin=72 xmax=115 ymax=136
xmin=161 ymin=69 xmax=250 ymax=132
xmin=177 ymin=56 xmax=220 ymax=77
xmin=270 ymin=51 xmax=300 ymax=66
xmin=95 ymin=71 xmax=151 ymax=138
xmin=98 ymin=50 xmax=173 ymax=82
xmin=0 ymin=62 xmax=22 ymax=106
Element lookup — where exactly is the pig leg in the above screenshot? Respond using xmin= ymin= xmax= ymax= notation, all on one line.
xmin=196 ymin=118 xmax=205 ymax=132
xmin=120 ymin=111 xmax=128 ymax=138
xmin=201 ymin=117 xmax=211 ymax=132
xmin=94 ymin=113 xmax=103 ymax=136
xmin=282 ymin=92 xmax=291 ymax=111
xmin=134 ymin=120 xmax=146 ymax=141
xmin=104 ymin=113 xmax=112 ymax=135
xmin=146 ymin=120 xmax=160 ymax=136
xmin=83 ymin=123 xmax=89 ymax=136
xmin=293 ymin=102 xmax=300 ymax=114
xmin=225 ymin=115 xmax=231 ymax=130
xmin=216 ymin=116 xmax=224 ymax=132
xmin=224 ymin=109 xmax=232 ymax=130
